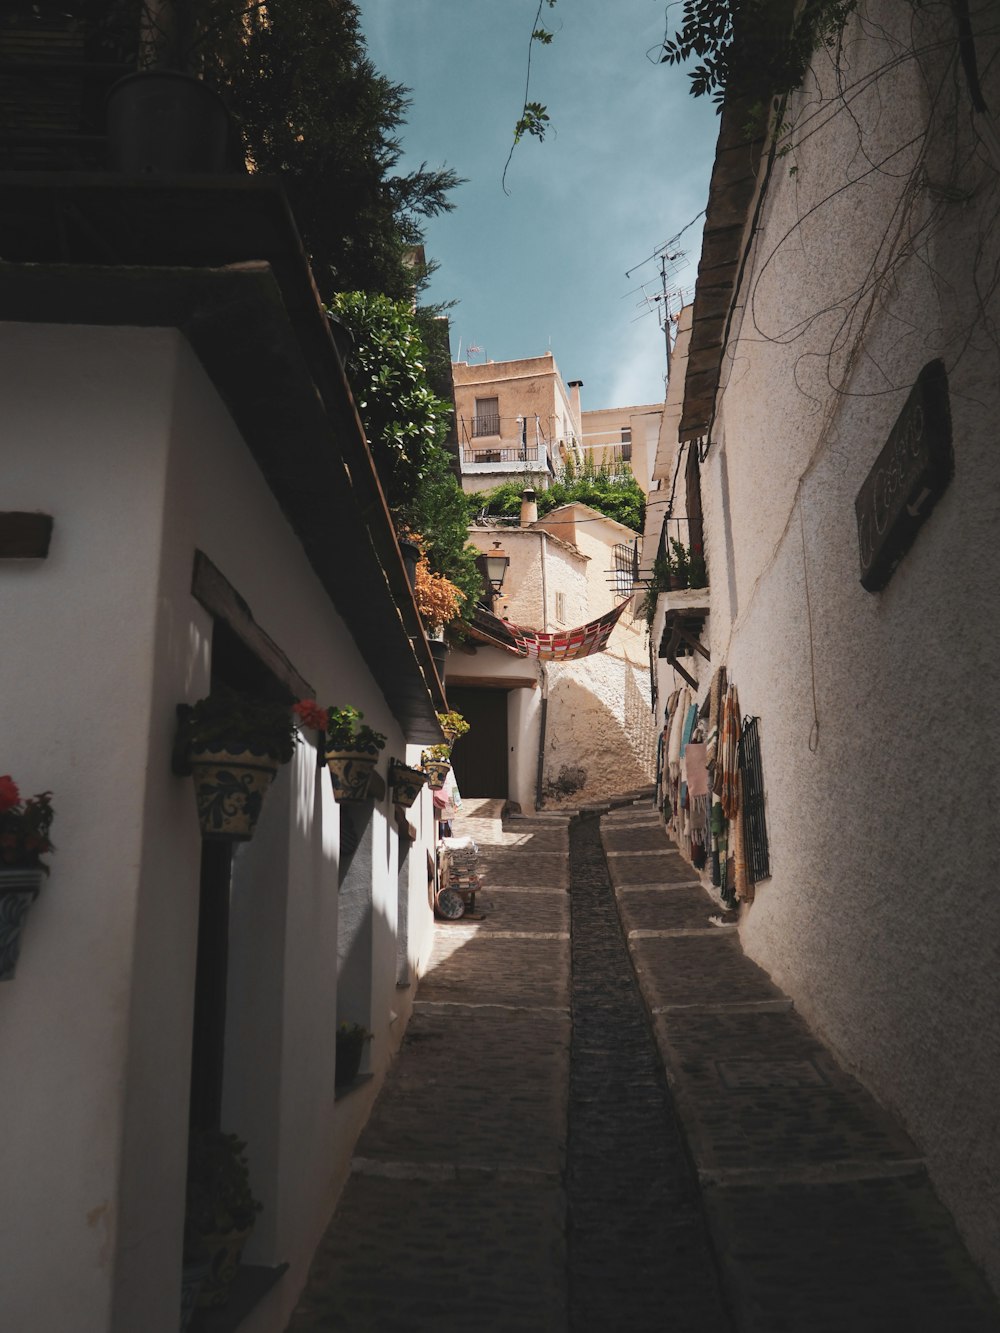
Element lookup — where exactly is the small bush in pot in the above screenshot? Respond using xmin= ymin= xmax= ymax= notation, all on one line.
xmin=296 ymin=701 xmax=387 ymax=801
xmin=184 ymin=1129 xmax=263 ymax=1308
xmin=177 ymin=687 xmax=298 ymax=840
xmin=179 ymin=687 xmax=298 ymax=764
xmin=436 ymin=710 xmax=470 ymax=746
xmin=0 ymin=777 xmax=55 ymax=980
xmin=421 ymin=744 xmax=452 ymax=791
xmin=335 ymin=1021 xmax=373 ymax=1089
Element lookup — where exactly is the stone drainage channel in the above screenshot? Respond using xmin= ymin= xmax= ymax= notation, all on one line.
xmin=566 ymin=810 xmax=732 ymax=1332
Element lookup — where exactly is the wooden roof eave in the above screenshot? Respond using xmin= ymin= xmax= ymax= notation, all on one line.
xmin=678 ymin=93 xmax=769 ymax=444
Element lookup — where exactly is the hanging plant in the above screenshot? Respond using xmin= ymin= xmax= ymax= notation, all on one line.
xmin=176 ymin=688 xmax=297 ymax=841
xmin=296 ymin=701 xmax=387 ymax=802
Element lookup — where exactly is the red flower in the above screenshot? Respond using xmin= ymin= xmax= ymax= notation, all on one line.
xmin=0 ymin=775 xmax=19 ymax=813
xmin=293 ymin=700 xmax=329 ymax=731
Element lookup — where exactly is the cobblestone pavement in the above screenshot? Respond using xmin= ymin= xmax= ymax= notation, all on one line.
xmin=566 ymin=812 xmax=732 ymax=1332
xmin=286 ymin=803 xmax=572 ymax=1332
xmin=602 ymin=803 xmax=1000 ymax=1333
xmin=286 ymin=797 xmax=1000 ymax=1332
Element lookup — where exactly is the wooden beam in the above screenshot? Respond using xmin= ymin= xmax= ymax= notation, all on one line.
xmin=191 ymin=550 xmax=312 ymax=701
xmin=445 ymin=674 xmax=537 ymax=690
xmin=0 ymin=511 xmax=52 ymax=558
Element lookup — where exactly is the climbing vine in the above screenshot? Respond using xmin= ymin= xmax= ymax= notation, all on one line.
xmin=659 ymin=0 xmax=859 ymax=107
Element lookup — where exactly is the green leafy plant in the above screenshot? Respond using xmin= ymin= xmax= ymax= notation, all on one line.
xmin=436 ymin=711 xmax=470 ymax=741
xmin=337 ymin=1020 xmax=372 ymax=1042
xmin=0 ymin=778 xmax=55 ymax=873
xmin=670 ymin=539 xmax=690 ymax=588
xmin=638 ymin=554 xmax=673 ymax=627
xmin=421 ymin=744 xmax=452 ymax=765
xmin=184 ymin=1129 xmax=262 ymax=1249
xmin=295 ymin=702 xmax=387 ymax=755
xmin=660 ymin=0 xmax=857 ymax=109
xmin=179 ymin=687 xmax=298 ymax=764
xmin=469 ymin=455 xmax=645 ymax=532
xmin=328 ymin=294 xmax=482 ymax=624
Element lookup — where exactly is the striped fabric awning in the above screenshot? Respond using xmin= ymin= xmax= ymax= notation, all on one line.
xmin=469 ymin=599 xmax=632 ymax=661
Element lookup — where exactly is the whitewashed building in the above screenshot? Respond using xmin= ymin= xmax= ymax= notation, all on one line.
xmin=0 ymin=177 xmax=446 ymax=1332
xmin=448 ymin=495 xmax=654 ymax=809
xmin=644 ymin=2 xmax=1000 ymax=1295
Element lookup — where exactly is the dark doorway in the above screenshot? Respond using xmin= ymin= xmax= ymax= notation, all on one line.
xmin=188 ymin=618 xmax=290 ymax=1133
xmin=447 ymin=687 xmax=509 ymax=798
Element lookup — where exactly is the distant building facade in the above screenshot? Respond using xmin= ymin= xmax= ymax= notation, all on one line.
xmin=452 ymin=353 xmax=585 ymax=495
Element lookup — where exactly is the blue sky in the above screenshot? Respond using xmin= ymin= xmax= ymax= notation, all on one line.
xmin=358 ymin=0 xmax=721 ymax=411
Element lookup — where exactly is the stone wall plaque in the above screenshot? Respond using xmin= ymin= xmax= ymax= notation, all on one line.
xmin=855 ymin=360 xmax=953 ymax=592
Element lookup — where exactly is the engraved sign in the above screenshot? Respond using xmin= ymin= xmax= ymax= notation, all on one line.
xmin=855 ymin=360 xmax=953 ymax=591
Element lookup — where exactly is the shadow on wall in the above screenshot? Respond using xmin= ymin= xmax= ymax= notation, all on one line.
xmin=542 ymin=670 xmax=654 ymax=806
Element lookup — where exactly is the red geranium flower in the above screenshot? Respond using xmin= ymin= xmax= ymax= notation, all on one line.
xmin=0 ymin=775 xmax=19 ymax=813
xmin=293 ymin=700 xmax=329 ymax=731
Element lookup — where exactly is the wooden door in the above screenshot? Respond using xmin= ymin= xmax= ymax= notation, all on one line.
xmin=446 ymin=687 xmax=509 ymax=798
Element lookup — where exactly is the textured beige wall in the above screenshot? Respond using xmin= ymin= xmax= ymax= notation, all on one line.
xmin=692 ymin=2 xmax=1000 ymax=1291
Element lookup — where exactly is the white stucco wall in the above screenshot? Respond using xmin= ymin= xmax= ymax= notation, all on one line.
xmin=0 ymin=323 xmax=438 ymax=1332
xmin=694 ymin=3 xmax=1000 ymax=1290
xmin=0 ymin=323 xmax=176 ymax=1333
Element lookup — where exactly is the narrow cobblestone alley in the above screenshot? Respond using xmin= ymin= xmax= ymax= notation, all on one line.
xmin=566 ymin=812 xmax=730 ymax=1331
xmin=287 ymin=798 xmax=1000 ymax=1333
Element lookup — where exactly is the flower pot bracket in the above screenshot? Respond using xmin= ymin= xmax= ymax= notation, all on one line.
xmin=0 ymin=867 xmax=43 ymax=981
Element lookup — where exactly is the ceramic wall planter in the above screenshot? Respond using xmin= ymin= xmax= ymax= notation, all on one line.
xmin=389 ymin=762 xmax=428 ymax=809
xmin=0 ymin=867 xmax=43 ymax=981
xmin=189 ymin=742 xmax=278 ymax=841
xmin=326 ymin=749 xmax=379 ymax=802
xmin=423 ymin=759 xmax=452 ymax=791
xmin=335 ymin=1028 xmax=370 ymax=1089
xmin=186 ymin=1225 xmax=253 ymax=1309
xmin=180 ymin=1259 xmax=211 ymax=1330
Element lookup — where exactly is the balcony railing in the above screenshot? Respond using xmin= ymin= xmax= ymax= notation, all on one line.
xmin=471 ymin=413 xmax=501 ymax=437
xmin=462 ymin=446 xmax=541 ymax=465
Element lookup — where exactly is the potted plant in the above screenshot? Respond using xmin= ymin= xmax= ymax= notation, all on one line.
xmin=669 ymin=538 xmax=690 ymax=590
xmin=106 ymin=0 xmax=234 ymax=174
xmin=388 ymin=759 xmax=428 ymax=809
xmin=335 ymin=1021 xmax=372 ymax=1090
xmin=0 ymin=777 xmax=54 ymax=981
xmin=176 ymin=687 xmax=298 ymax=841
xmin=296 ymin=701 xmax=387 ymax=802
xmin=414 ymin=553 xmax=464 ymax=681
xmin=184 ymin=1129 xmax=263 ymax=1309
xmin=421 ymin=744 xmax=452 ymax=791
xmin=436 ymin=710 xmax=470 ymax=748
xmin=639 ymin=553 xmax=673 ymax=627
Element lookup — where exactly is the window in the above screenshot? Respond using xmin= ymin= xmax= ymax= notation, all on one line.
xmin=473 ymin=397 xmax=500 ymax=437
xmin=620 ymin=427 xmax=632 ymax=461
xmin=612 ymin=541 xmax=637 ymax=598
xmin=555 ymin=591 xmax=566 ymax=622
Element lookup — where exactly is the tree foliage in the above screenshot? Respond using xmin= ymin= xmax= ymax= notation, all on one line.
xmin=328 ymin=292 xmax=483 ymax=619
xmin=468 ymin=457 xmax=645 ymax=533
xmin=660 ymin=0 xmax=857 ymax=107
xmin=194 ymin=0 xmax=460 ymax=300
